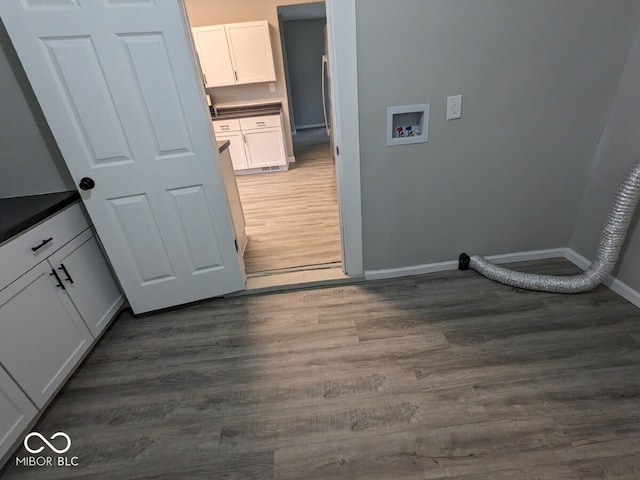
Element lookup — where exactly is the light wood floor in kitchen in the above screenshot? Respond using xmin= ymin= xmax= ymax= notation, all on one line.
xmin=3 ymin=258 xmax=640 ymax=479
xmin=235 ymin=128 xmax=341 ymax=274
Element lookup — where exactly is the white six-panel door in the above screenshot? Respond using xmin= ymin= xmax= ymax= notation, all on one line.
xmin=0 ymin=0 xmax=245 ymax=313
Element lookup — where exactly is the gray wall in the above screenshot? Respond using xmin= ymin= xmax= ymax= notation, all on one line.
xmin=570 ymin=25 xmax=640 ymax=292
xmin=283 ymin=18 xmax=325 ymax=128
xmin=355 ymin=0 xmax=640 ymax=271
xmin=0 ymin=21 xmax=74 ymax=199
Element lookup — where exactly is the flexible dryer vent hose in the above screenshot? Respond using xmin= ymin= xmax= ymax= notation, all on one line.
xmin=458 ymin=159 xmax=640 ymax=293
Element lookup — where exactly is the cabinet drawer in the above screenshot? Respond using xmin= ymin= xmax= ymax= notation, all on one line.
xmin=213 ymin=118 xmax=241 ymax=133
xmin=239 ymin=115 xmax=281 ymax=130
xmin=0 ymin=203 xmax=90 ymax=290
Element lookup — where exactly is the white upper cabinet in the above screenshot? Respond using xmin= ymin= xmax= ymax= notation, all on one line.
xmin=193 ymin=21 xmax=276 ymax=87
xmin=192 ymin=25 xmax=236 ymax=87
xmin=226 ymin=21 xmax=276 ymax=85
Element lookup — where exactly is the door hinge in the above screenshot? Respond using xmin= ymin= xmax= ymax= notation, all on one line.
xmin=234 ymin=239 xmax=238 ymax=252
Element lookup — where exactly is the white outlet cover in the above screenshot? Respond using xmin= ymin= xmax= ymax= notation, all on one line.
xmin=447 ymin=94 xmax=462 ymax=120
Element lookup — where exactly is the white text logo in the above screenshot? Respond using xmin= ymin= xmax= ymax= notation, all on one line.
xmin=23 ymin=432 xmax=71 ymax=455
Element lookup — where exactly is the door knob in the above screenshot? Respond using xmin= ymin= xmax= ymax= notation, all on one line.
xmin=78 ymin=177 xmax=95 ymax=190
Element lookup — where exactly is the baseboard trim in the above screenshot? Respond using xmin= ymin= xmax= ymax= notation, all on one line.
xmin=365 ymin=247 xmax=640 ymax=308
xmin=364 ymin=248 xmax=568 ymax=281
xmin=295 ymin=123 xmax=326 ymax=130
xmin=288 ymin=155 xmax=296 ymax=164
xmin=564 ymin=248 xmax=640 ymax=308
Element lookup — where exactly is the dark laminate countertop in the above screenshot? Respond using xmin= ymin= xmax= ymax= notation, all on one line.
xmin=211 ymin=102 xmax=282 ymax=120
xmin=0 ymin=191 xmax=80 ymax=244
xmin=217 ymin=140 xmax=230 ymax=153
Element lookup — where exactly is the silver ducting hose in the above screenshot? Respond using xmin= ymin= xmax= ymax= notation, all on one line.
xmin=458 ymin=159 xmax=640 ymax=293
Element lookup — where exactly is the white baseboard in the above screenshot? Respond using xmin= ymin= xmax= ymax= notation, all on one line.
xmin=365 ymin=260 xmax=458 ymax=281
xmin=365 ymin=247 xmax=640 ymax=309
xmin=564 ymin=248 xmax=640 ymax=308
xmin=288 ymin=155 xmax=296 ymax=164
xmin=365 ymin=248 xmax=568 ymax=281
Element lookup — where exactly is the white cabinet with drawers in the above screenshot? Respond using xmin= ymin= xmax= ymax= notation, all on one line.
xmin=0 ymin=202 xmax=125 ymax=463
xmin=213 ymin=114 xmax=287 ymax=174
xmin=192 ymin=20 xmax=276 ymax=88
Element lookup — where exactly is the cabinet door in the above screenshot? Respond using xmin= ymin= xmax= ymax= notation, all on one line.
xmin=244 ymin=127 xmax=287 ymax=168
xmin=216 ymin=132 xmax=249 ymax=170
xmin=0 ymin=262 xmax=93 ymax=408
xmin=192 ymin=25 xmax=236 ymax=87
xmin=49 ymin=230 xmax=125 ymax=338
xmin=225 ymin=21 xmax=276 ymax=85
xmin=0 ymin=365 xmax=37 ymax=462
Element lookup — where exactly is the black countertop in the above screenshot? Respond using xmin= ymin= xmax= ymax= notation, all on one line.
xmin=0 ymin=191 xmax=80 ymax=244
xmin=211 ymin=102 xmax=282 ymax=120
xmin=217 ymin=140 xmax=230 ymax=153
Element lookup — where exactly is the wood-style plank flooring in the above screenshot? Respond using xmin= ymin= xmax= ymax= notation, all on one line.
xmin=235 ymin=129 xmax=341 ymax=274
xmin=3 ymin=258 xmax=640 ymax=478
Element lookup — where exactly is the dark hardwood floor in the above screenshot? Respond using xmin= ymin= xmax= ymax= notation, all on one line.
xmin=3 ymin=258 xmax=640 ymax=479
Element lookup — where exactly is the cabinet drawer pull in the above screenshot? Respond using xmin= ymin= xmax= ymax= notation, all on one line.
xmin=220 ymin=125 xmax=230 ymax=130
xmin=58 ymin=263 xmax=74 ymax=284
xmin=256 ymin=121 xmax=266 ymax=126
xmin=49 ymin=269 xmax=66 ymax=290
xmin=32 ymin=237 xmax=53 ymax=252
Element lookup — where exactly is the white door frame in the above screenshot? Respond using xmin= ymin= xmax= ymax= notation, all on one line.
xmin=326 ymin=0 xmax=363 ymax=276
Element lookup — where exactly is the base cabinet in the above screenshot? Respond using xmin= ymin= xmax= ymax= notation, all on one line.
xmin=0 ymin=261 xmax=93 ymax=409
xmin=49 ymin=230 xmax=124 ymax=337
xmin=0 ymin=203 xmax=124 ymax=466
xmin=216 ymin=131 xmax=249 ymax=170
xmin=244 ymin=127 xmax=287 ymax=168
xmin=213 ymin=114 xmax=287 ymax=173
xmin=0 ymin=366 xmax=37 ymax=463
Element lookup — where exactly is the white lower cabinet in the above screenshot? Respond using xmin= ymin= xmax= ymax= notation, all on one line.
xmin=0 ymin=366 xmax=37 ymax=462
xmin=244 ymin=127 xmax=287 ymax=168
xmin=216 ymin=131 xmax=249 ymax=170
xmin=49 ymin=230 xmax=124 ymax=337
xmin=213 ymin=114 xmax=287 ymax=173
xmin=0 ymin=261 xmax=93 ymax=409
xmin=0 ymin=203 xmax=124 ymax=464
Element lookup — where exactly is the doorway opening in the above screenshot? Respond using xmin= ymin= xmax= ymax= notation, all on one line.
xmin=188 ymin=0 xmax=343 ymax=283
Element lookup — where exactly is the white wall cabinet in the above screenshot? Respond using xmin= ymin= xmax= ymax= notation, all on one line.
xmin=192 ymin=20 xmax=276 ymax=87
xmin=0 ymin=365 xmax=37 ymax=462
xmin=213 ymin=114 xmax=287 ymax=173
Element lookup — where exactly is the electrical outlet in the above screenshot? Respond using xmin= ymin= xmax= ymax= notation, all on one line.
xmin=269 ymin=83 xmax=276 ymax=93
xmin=446 ymin=94 xmax=462 ymax=120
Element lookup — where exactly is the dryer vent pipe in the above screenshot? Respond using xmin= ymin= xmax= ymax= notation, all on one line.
xmin=458 ymin=159 xmax=640 ymax=293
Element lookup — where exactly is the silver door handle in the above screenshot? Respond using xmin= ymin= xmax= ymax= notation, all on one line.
xmin=321 ymin=54 xmax=329 ymax=136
